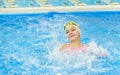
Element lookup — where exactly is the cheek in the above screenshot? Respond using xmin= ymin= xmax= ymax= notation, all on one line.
xmin=66 ymin=34 xmax=72 ymax=39
xmin=78 ymin=33 xmax=80 ymax=37
xmin=66 ymin=33 xmax=69 ymax=37
xmin=74 ymin=31 xmax=79 ymax=35
xmin=75 ymin=31 xmax=80 ymax=37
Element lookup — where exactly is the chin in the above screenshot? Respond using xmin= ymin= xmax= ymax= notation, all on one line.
xmin=69 ymin=38 xmax=76 ymax=41
xmin=69 ymin=37 xmax=79 ymax=42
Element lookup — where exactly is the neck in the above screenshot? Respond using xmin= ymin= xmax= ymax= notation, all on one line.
xmin=70 ymin=39 xmax=82 ymax=48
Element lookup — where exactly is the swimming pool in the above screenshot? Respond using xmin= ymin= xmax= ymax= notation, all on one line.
xmin=0 ymin=8 xmax=120 ymax=75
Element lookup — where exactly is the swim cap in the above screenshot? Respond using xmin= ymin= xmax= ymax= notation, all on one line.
xmin=64 ymin=21 xmax=78 ymax=30
xmin=64 ymin=21 xmax=81 ymax=34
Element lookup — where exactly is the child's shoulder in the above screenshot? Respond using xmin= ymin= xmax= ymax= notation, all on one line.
xmin=59 ymin=43 xmax=68 ymax=51
xmin=82 ymin=44 xmax=89 ymax=48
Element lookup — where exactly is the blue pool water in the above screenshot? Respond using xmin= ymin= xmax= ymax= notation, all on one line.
xmin=0 ymin=11 xmax=120 ymax=75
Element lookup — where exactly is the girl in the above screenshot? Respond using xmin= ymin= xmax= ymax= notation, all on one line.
xmin=60 ymin=21 xmax=109 ymax=56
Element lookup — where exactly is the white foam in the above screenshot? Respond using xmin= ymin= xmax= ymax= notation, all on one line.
xmin=48 ymin=41 xmax=111 ymax=73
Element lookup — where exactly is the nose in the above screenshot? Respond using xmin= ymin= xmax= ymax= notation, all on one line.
xmin=69 ymin=31 xmax=73 ymax=35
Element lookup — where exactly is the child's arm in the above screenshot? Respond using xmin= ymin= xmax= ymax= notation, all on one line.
xmin=96 ymin=47 xmax=109 ymax=56
xmin=88 ymin=41 xmax=109 ymax=56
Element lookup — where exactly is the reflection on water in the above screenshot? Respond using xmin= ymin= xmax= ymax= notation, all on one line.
xmin=0 ymin=12 xmax=120 ymax=75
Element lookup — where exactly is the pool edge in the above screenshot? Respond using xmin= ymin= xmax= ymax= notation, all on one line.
xmin=0 ymin=5 xmax=120 ymax=14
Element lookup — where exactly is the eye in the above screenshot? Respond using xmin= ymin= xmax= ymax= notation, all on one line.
xmin=66 ymin=31 xmax=69 ymax=34
xmin=72 ymin=29 xmax=75 ymax=31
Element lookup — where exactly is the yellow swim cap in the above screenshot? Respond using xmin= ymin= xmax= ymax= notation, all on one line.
xmin=64 ymin=21 xmax=78 ymax=30
xmin=64 ymin=21 xmax=81 ymax=34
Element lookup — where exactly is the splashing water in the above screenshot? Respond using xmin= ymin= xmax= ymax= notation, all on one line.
xmin=0 ymin=11 xmax=120 ymax=75
xmin=48 ymin=41 xmax=112 ymax=75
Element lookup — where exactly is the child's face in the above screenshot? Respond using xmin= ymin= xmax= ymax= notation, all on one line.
xmin=65 ymin=25 xmax=80 ymax=41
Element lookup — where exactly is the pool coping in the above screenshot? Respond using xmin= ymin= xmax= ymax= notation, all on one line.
xmin=0 ymin=5 xmax=120 ymax=14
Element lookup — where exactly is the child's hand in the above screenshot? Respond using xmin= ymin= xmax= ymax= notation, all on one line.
xmin=99 ymin=47 xmax=109 ymax=56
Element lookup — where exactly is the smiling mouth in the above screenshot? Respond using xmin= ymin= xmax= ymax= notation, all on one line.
xmin=69 ymin=35 xmax=75 ymax=38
